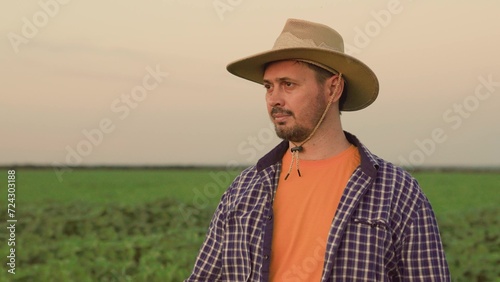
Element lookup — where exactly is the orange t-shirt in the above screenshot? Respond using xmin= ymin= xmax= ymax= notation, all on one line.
xmin=270 ymin=144 xmax=360 ymax=281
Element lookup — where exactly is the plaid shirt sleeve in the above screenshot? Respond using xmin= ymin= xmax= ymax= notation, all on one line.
xmin=400 ymin=189 xmax=451 ymax=280
xmin=184 ymin=185 xmax=229 ymax=281
xmin=184 ymin=167 xmax=274 ymax=281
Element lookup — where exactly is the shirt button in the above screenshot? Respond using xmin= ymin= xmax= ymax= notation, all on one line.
xmin=264 ymin=255 xmax=269 ymax=260
xmin=267 ymin=215 xmax=272 ymax=220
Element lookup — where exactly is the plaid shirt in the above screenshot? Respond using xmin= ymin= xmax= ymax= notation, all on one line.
xmin=186 ymin=132 xmax=450 ymax=281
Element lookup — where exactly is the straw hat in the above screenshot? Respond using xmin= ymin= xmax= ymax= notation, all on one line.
xmin=227 ymin=18 xmax=379 ymax=111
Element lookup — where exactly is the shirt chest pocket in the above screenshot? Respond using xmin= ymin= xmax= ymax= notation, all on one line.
xmin=348 ymin=217 xmax=391 ymax=249
xmin=334 ymin=217 xmax=392 ymax=275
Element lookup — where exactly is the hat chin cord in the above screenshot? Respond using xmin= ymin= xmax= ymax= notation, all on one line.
xmin=284 ymin=73 xmax=343 ymax=180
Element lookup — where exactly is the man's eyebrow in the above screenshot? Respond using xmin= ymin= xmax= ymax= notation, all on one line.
xmin=262 ymin=77 xmax=299 ymax=84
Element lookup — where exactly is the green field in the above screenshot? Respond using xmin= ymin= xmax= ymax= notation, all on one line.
xmin=1 ymin=168 xmax=499 ymax=281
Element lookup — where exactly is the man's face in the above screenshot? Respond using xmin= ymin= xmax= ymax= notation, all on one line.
xmin=263 ymin=60 xmax=329 ymax=143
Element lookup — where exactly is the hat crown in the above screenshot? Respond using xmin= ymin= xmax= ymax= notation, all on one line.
xmin=272 ymin=19 xmax=344 ymax=53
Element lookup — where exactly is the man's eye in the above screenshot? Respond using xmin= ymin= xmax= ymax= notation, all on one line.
xmin=283 ymin=82 xmax=294 ymax=88
xmin=264 ymin=84 xmax=273 ymax=94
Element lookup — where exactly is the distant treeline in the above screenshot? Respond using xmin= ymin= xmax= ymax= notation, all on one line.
xmin=2 ymin=164 xmax=500 ymax=173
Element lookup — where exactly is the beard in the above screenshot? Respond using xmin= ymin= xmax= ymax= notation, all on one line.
xmin=274 ymin=117 xmax=311 ymax=142
xmin=272 ymin=90 xmax=327 ymax=143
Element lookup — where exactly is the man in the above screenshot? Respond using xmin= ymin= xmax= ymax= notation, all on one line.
xmin=186 ymin=18 xmax=450 ymax=281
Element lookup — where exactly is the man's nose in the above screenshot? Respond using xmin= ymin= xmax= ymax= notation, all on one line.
xmin=266 ymin=87 xmax=285 ymax=107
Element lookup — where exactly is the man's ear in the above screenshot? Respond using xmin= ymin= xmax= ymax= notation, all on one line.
xmin=328 ymin=74 xmax=344 ymax=102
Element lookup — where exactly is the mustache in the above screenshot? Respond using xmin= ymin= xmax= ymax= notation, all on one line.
xmin=271 ymin=107 xmax=294 ymax=116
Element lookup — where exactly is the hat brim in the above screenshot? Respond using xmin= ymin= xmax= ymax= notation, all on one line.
xmin=227 ymin=48 xmax=379 ymax=111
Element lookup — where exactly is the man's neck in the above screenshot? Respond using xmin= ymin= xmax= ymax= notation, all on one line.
xmin=289 ymin=126 xmax=350 ymax=161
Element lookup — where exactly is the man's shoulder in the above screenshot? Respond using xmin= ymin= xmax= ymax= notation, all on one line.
xmin=234 ymin=165 xmax=260 ymax=184
xmin=373 ymin=155 xmax=416 ymax=182
xmin=226 ymin=164 xmax=277 ymax=193
xmin=355 ymin=139 xmax=417 ymax=186
xmin=367 ymin=154 xmax=430 ymax=209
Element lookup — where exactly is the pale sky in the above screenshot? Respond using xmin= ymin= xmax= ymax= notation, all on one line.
xmin=1 ymin=1 xmax=499 ymax=168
